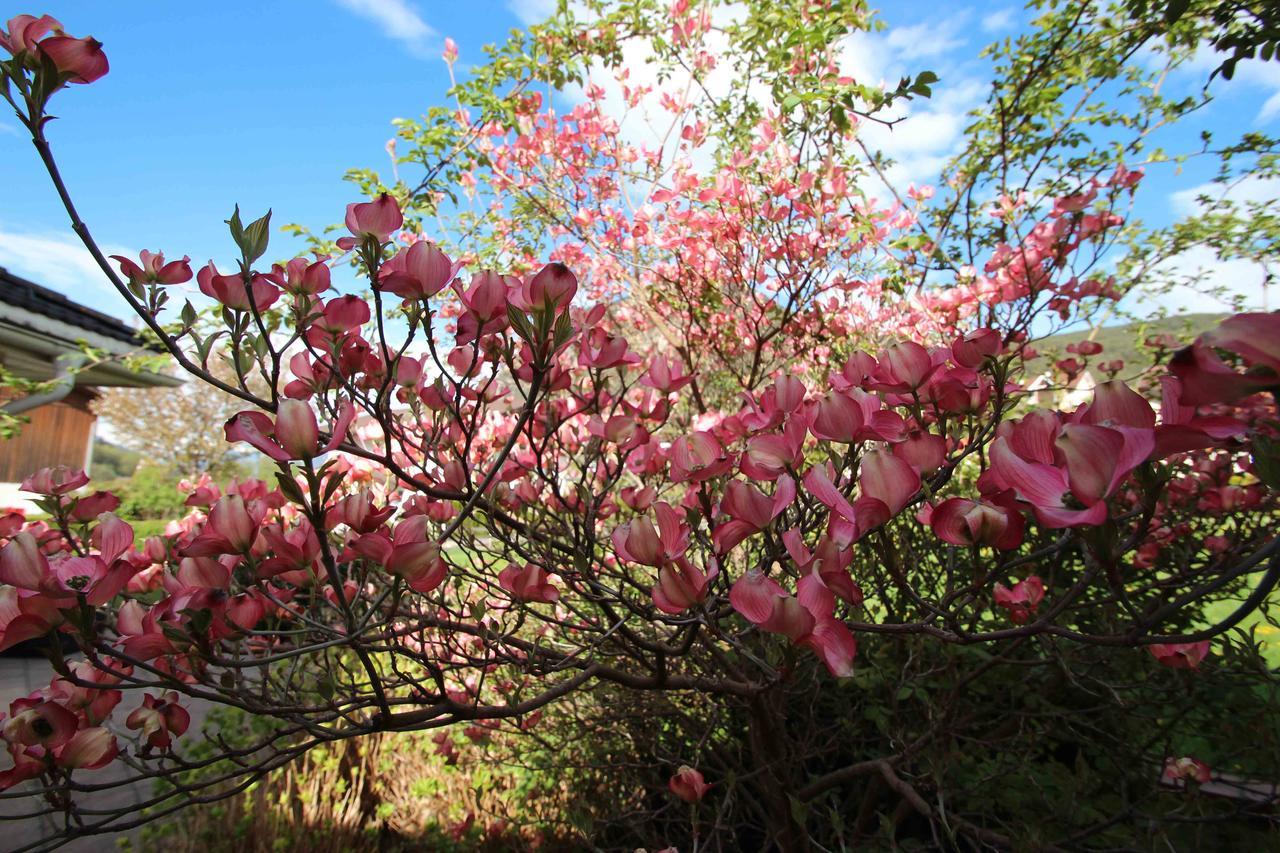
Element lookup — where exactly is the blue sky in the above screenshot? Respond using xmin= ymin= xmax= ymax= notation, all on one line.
xmin=2 ymin=1 xmax=1276 ymax=324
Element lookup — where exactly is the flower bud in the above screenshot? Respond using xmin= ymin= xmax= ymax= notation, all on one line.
xmin=669 ymin=766 xmax=711 ymax=802
xmin=39 ymin=35 xmax=109 ymax=83
xmin=274 ymin=400 xmax=320 ymax=459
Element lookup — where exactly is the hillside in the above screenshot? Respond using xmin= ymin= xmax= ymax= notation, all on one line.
xmin=1026 ymin=312 xmax=1228 ymax=375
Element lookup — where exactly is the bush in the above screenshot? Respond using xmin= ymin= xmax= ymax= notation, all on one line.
xmin=99 ymin=464 xmax=187 ymax=522
xmin=90 ymin=439 xmax=140 ymax=480
xmin=3 ymin=3 xmax=1280 ymax=850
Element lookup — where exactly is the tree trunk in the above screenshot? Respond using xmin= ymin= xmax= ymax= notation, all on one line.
xmin=747 ymin=694 xmax=810 ymax=852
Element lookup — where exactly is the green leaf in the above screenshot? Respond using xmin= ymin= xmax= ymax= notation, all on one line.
xmin=1163 ymin=0 xmax=1190 ymax=26
xmin=242 ymin=209 xmax=273 ymax=264
xmin=507 ymin=303 xmax=535 ymax=342
xmin=788 ymin=793 xmax=809 ymax=827
xmin=226 ymin=205 xmax=271 ymax=264
xmin=275 ymin=470 xmax=306 ymax=505
xmin=553 ymin=310 xmax=574 ymax=349
xmin=1251 ymin=434 xmax=1280 ymax=491
xmin=832 ymin=104 xmax=848 ymax=131
xmin=227 ymin=204 xmax=245 ymax=246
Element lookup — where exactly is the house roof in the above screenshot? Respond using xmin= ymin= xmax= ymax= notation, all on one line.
xmin=0 ymin=267 xmax=180 ymax=388
xmin=0 ymin=267 xmax=147 ymax=346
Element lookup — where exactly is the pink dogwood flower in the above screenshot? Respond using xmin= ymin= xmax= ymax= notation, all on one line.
xmin=613 ymin=502 xmax=691 ymax=567
xmin=993 ymin=576 xmax=1044 ymax=624
xmin=578 ymin=325 xmax=641 ymax=370
xmin=1162 ymin=757 xmax=1211 ymax=785
xmin=266 ymin=256 xmax=332 ymax=295
xmin=712 ymin=476 xmax=795 ymax=553
xmin=951 ymin=328 xmax=1001 ymax=368
xmin=669 ymin=765 xmax=711 ymax=802
xmin=512 ymin=262 xmax=578 ymax=313
xmin=20 ymin=465 xmax=88 ymax=495
xmin=729 ymin=570 xmax=857 ymax=676
xmin=379 ymin=240 xmax=460 ymax=300
xmin=1170 ymin=313 xmax=1280 ymax=405
xmin=1153 ymin=376 xmax=1245 ymax=457
xmin=111 ymin=250 xmax=193 ymax=285
xmin=126 ymin=691 xmax=191 ymax=750
xmin=1148 ymin=640 xmax=1210 ymax=670
xmin=928 ymin=494 xmax=1024 ymax=550
xmin=3 ymin=697 xmax=78 ymax=749
xmin=641 ymin=354 xmax=693 ymax=394
xmin=808 ymin=388 xmax=906 ymax=445
xmin=51 ymin=659 xmax=125 ymax=723
xmin=39 ymin=33 xmax=108 ymax=83
xmin=0 ymin=14 xmax=60 ymax=57
xmin=671 ymin=431 xmax=735 ymax=483
xmin=0 ymin=530 xmax=136 ymax=605
xmin=337 ymin=193 xmax=403 ymax=250
xmin=651 ymin=558 xmax=715 ymax=614
xmin=498 ymin=563 xmax=560 ymax=603
xmin=55 ymin=726 xmax=118 ymax=769
xmin=740 ymin=419 xmax=806 ymax=481
xmin=197 ymin=262 xmax=280 ymax=312
xmin=0 ymin=585 xmax=61 ymax=652
xmin=325 ymin=491 xmax=395 ymax=534
xmin=782 ymin=530 xmax=862 ymax=606
xmin=225 ymin=400 xmax=356 ymax=462
xmin=989 ymin=408 xmax=1152 ymax=528
xmin=868 ymin=341 xmax=938 ymax=392
xmin=184 ymin=494 xmax=262 ymax=557
xmin=804 ymin=463 xmax=888 ymax=544
xmin=114 ymin=599 xmax=176 ymax=661
xmin=351 ymin=515 xmax=448 ymax=594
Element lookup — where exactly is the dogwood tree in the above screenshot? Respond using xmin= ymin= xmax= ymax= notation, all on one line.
xmin=1 ymin=4 xmax=1277 ymax=849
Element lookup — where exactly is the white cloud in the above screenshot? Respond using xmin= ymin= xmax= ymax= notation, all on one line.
xmin=547 ymin=3 xmax=767 ymax=179
xmin=0 ymin=227 xmax=136 ymax=319
xmin=332 ymin=0 xmax=437 ymax=57
xmin=1140 ymin=246 xmax=1273 ymax=314
xmin=0 ymin=122 xmax=20 ymax=137
xmin=507 ymin=0 xmax=556 ymax=25
xmin=1215 ymin=57 xmax=1280 ymax=125
xmin=1146 ymin=176 xmax=1279 ymax=314
xmin=884 ymin=19 xmax=965 ymax=61
xmin=838 ymin=16 xmax=987 ymax=188
xmin=1261 ymin=91 xmax=1280 ymax=124
xmin=1170 ymin=175 xmax=1280 ymax=215
xmin=512 ymin=6 xmax=987 ymax=193
xmin=981 ymin=8 xmax=1016 ymax=33
xmin=1153 ymin=43 xmax=1280 ymax=125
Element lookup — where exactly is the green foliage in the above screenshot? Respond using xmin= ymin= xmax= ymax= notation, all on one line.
xmin=1026 ymin=311 xmax=1226 ymax=374
xmin=144 ymin=705 xmax=576 ymax=852
xmin=286 ymin=0 xmax=937 ymax=269
xmin=99 ymin=464 xmax=188 ymax=522
xmin=1130 ymin=0 xmax=1280 ymax=81
xmin=91 ymin=438 xmax=140 ymax=480
xmin=1125 ymin=140 xmax=1280 ymax=309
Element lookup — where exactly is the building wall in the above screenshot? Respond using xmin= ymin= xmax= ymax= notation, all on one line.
xmin=0 ymin=386 xmax=98 ymax=483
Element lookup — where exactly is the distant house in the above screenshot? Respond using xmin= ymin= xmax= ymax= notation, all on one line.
xmin=1026 ymin=368 xmax=1097 ymax=411
xmin=0 ymin=268 xmax=179 ymax=506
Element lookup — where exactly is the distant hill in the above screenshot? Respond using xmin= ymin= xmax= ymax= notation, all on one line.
xmin=1026 ymin=313 xmax=1227 ymax=375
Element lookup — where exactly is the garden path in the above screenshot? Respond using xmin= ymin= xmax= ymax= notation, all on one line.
xmin=0 ymin=654 xmax=213 ymax=852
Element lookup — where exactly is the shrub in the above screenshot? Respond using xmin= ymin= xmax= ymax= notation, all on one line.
xmin=1 ymin=4 xmax=1278 ymax=850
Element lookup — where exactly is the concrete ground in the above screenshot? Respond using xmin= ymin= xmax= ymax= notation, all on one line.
xmin=0 ymin=654 xmax=212 ymax=852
